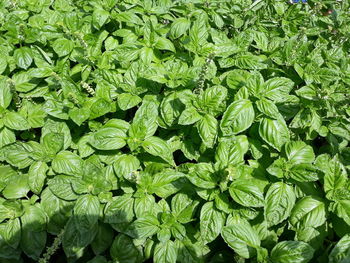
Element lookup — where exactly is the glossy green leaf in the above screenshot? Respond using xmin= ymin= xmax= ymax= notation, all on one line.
xmin=220 ymin=99 xmax=255 ymax=136
xmin=200 ymin=202 xmax=226 ymax=244
xmin=110 ymin=234 xmax=141 ymax=263
xmin=285 ymin=141 xmax=315 ymax=165
xmin=90 ymin=127 xmax=127 ymax=151
xmin=271 ymin=241 xmax=314 ymax=263
xmin=259 ymin=117 xmax=290 ymax=151
xmin=52 ymin=38 xmax=74 ymax=57
xmin=142 ymin=136 xmax=174 ymax=165
xmin=197 ymin=114 xmax=218 ymax=148
xmin=14 ymin=47 xmax=33 ymax=69
xmin=329 ymin=234 xmax=350 ymax=263
xmin=229 ymin=179 xmax=264 ymax=208
xmin=265 ymin=182 xmax=296 ymax=227
xmin=154 ymin=240 xmax=177 ymax=263
xmin=290 ymin=196 xmax=326 ymax=229
xmin=222 ymin=217 xmax=260 ymax=259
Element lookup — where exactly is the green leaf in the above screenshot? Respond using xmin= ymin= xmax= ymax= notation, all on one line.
xmin=178 ymin=107 xmax=201 ymax=125
xmin=220 ymin=53 xmax=267 ymax=69
xmin=215 ymin=135 xmax=249 ymax=167
xmin=73 ymin=194 xmax=100 ymax=233
xmin=271 ymin=241 xmax=314 ymax=263
xmin=0 ymin=81 xmax=12 ymax=109
xmin=62 ymin=217 xmax=98 ymax=258
xmin=117 ymin=93 xmax=142 ymax=111
xmin=142 ymin=136 xmax=174 ymax=165
xmin=290 ymin=196 xmax=326 ymax=229
xmin=2 ymin=142 xmax=35 ymax=169
xmin=89 ymin=98 xmax=111 ymax=119
xmin=170 ymin=18 xmax=190 ymax=39
xmin=200 ymin=202 xmax=226 ymax=244
xmin=41 ymin=119 xmax=71 ymax=150
xmin=323 ymin=158 xmax=348 ymax=199
xmin=0 ymin=127 xmax=16 ymax=148
xmin=265 ymin=182 xmax=296 ymax=227
xmin=52 ymin=151 xmax=83 ymax=176
xmin=90 ymin=127 xmax=127 ymax=151
xmin=14 ymin=47 xmax=33 ymax=69
xmin=172 ymin=193 xmax=199 ymax=224
xmin=155 ymin=37 xmax=175 ymax=52
xmin=263 ymin=77 xmax=294 ymax=102
xmin=190 ymin=13 xmax=208 ymax=47
xmin=150 ymin=170 xmax=184 ymax=198
xmin=259 ymin=117 xmax=290 ymax=151
xmin=222 ymin=217 xmax=260 ymax=259
xmin=2 ymin=174 xmax=30 ymax=199
xmin=255 ymin=98 xmax=281 ymax=119
xmin=197 ymin=114 xmax=218 ymax=148
xmin=93 ymin=9 xmax=110 ymax=29
xmin=47 ymin=175 xmax=79 ymax=201
xmin=0 ymin=56 xmax=7 ymax=74
xmin=187 ymin=163 xmax=217 ymax=189
xmin=198 ymin=85 xmax=227 ymax=115
xmin=28 ymin=161 xmax=48 ymax=194
xmin=113 ymin=154 xmax=140 ymax=181
xmin=220 ymin=99 xmax=255 ymax=136
xmin=154 ymin=240 xmax=177 ymax=263
xmin=69 ymin=107 xmax=90 ymax=126
xmin=42 ymin=132 xmax=64 ymax=156
xmin=104 ymin=195 xmax=134 ymax=225
xmin=21 ymin=230 xmax=46 ymax=260
xmin=329 ymin=234 xmax=350 ymax=263
xmin=0 ymin=218 xmax=21 ymax=248
xmin=331 ymin=200 xmax=350 ymax=226
xmin=91 ymin=223 xmax=114 ymax=255
xmin=289 ymin=164 xmax=319 ymax=182
xmin=110 ymin=234 xmax=142 ymax=263
xmin=160 ymin=92 xmax=185 ymax=126
xmin=229 ymin=179 xmax=264 ymax=208
xmin=4 ymin=112 xmax=30 ymax=130
xmin=52 ymin=38 xmax=74 ymax=57
xmin=285 ymin=141 xmax=315 ymax=165
xmin=226 ymin=70 xmax=251 ymax=90
xmin=26 ymin=103 xmax=47 ymax=128
xmin=176 ymin=240 xmax=203 ymax=263
xmin=128 ymin=97 xmax=158 ymax=143
xmin=20 ymin=205 xmax=47 ymax=232
xmin=128 ymin=214 xmax=159 ymax=239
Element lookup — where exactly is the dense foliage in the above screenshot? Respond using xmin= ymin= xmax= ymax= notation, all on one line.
xmin=0 ymin=0 xmax=350 ymax=262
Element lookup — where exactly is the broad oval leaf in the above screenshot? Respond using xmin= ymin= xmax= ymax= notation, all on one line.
xmin=110 ymin=234 xmax=142 ymax=263
xmin=271 ymin=241 xmax=314 ymax=263
xmin=154 ymin=240 xmax=177 ymax=263
xmin=290 ymin=196 xmax=326 ymax=229
xmin=220 ymin=99 xmax=255 ymax=136
xmin=197 ymin=114 xmax=218 ymax=148
xmin=73 ymin=194 xmax=100 ymax=233
xmin=4 ymin=112 xmax=30 ymax=131
xmin=259 ymin=117 xmax=290 ymax=151
xmin=90 ymin=127 xmax=127 ymax=151
xmin=200 ymin=202 xmax=226 ymax=244
xmin=14 ymin=47 xmax=33 ymax=69
xmin=329 ymin=234 xmax=350 ymax=263
xmin=222 ymin=217 xmax=260 ymax=259
xmin=285 ymin=141 xmax=315 ymax=165
xmin=265 ymin=182 xmax=296 ymax=227
xmin=229 ymin=179 xmax=264 ymax=208
xmin=52 ymin=151 xmax=83 ymax=176
xmin=142 ymin=136 xmax=174 ymax=165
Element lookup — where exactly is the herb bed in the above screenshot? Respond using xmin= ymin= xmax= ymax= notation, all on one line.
xmin=0 ymin=0 xmax=350 ymax=263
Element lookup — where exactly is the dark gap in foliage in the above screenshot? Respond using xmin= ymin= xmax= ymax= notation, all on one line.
xmin=173 ymin=149 xmax=191 ymax=166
